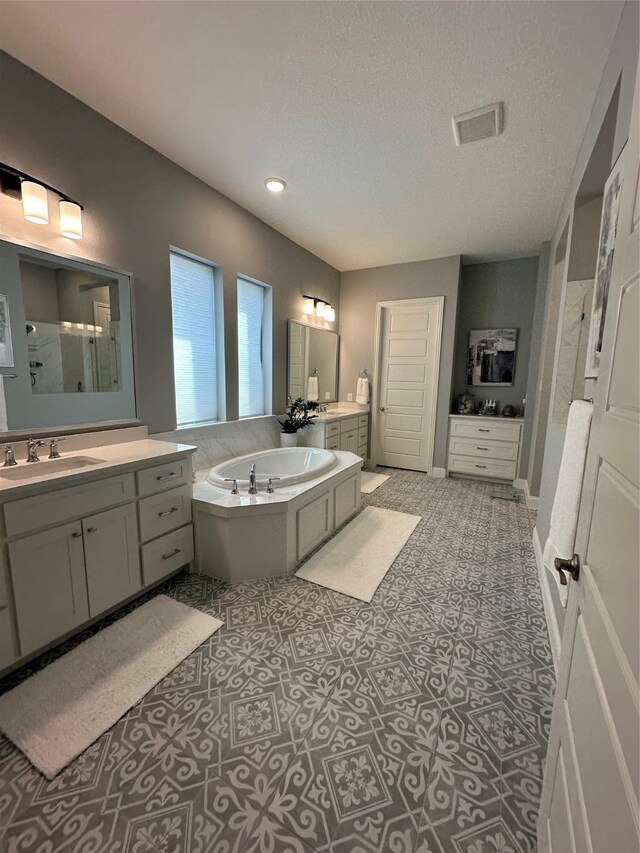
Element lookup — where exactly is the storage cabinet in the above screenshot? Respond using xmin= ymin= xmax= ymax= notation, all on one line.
xmin=9 ymin=521 xmax=89 ymax=656
xmin=83 ymin=504 xmax=141 ymax=616
xmin=301 ymin=409 xmax=370 ymax=461
xmin=447 ymin=415 xmax=523 ymax=483
xmin=1 ymin=448 xmax=195 ymax=674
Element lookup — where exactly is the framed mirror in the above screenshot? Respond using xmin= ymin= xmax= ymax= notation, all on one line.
xmin=288 ymin=320 xmax=339 ymax=403
xmin=0 ymin=239 xmax=137 ymax=433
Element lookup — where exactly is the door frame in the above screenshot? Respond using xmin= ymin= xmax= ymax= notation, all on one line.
xmin=371 ymin=296 xmax=444 ymax=475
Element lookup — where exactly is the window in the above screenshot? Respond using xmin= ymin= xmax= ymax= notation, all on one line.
xmin=237 ymin=277 xmax=271 ymax=418
xmin=170 ymin=252 xmax=218 ymax=428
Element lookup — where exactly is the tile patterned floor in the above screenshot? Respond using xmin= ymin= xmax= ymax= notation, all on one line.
xmin=0 ymin=470 xmax=554 ymax=853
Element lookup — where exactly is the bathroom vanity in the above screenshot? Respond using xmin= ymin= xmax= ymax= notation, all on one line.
xmin=446 ymin=414 xmax=523 ymax=483
xmin=0 ymin=434 xmax=196 ymax=674
xmin=299 ymin=408 xmax=370 ymax=461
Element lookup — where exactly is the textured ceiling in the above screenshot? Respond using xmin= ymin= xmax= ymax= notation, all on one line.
xmin=0 ymin=1 xmax=624 ymax=271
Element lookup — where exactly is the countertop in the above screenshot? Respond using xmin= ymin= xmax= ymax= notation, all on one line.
xmin=449 ymin=413 xmax=524 ymax=421
xmin=0 ymin=438 xmax=196 ymax=498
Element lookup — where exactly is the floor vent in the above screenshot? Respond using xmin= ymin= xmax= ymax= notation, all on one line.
xmin=453 ymin=102 xmax=504 ymax=146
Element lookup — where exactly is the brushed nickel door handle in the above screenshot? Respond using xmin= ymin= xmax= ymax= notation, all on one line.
xmin=554 ymin=554 xmax=580 ymax=585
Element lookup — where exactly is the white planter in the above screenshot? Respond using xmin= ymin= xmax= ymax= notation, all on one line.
xmin=280 ymin=432 xmax=299 ymax=448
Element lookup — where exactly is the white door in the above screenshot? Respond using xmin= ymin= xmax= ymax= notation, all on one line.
xmin=538 ymin=63 xmax=639 ymax=853
xmin=83 ymin=503 xmax=141 ymax=617
xmin=375 ymin=297 xmax=443 ymax=472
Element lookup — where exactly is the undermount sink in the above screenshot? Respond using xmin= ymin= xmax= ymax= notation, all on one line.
xmin=0 ymin=456 xmax=105 ymax=480
xmin=319 ymin=409 xmax=354 ymax=417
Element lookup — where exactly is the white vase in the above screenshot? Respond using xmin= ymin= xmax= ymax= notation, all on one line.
xmin=280 ymin=432 xmax=298 ymax=448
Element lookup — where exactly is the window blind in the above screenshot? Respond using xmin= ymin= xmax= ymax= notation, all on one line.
xmin=237 ymin=278 xmax=265 ymax=418
xmin=170 ymin=252 xmax=217 ymax=428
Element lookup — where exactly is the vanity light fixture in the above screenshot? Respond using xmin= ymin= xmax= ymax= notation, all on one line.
xmin=302 ymin=295 xmax=335 ymax=323
xmin=0 ymin=162 xmax=84 ymax=238
xmin=265 ymin=177 xmax=286 ymax=193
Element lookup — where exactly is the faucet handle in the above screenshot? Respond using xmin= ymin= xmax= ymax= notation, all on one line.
xmin=266 ymin=477 xmax=280 ymax=494
xmin=3 ymin=445 xmax=17 ymax=467
xmin=224 ymin=478 xmax=239 ymax=495
xmin=48 ymin=437 xmax=67 ymax=459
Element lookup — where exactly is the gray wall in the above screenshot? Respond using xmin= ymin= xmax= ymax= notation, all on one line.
xmin=0 ymin=51 xmax=340 ymax=433
xmin=338 ymin=255 xmax=462 ymax=470
xmin=452 ymin=258 xmax=539 ymax=479
xmin=567 ymin=195 xmax=604 ymax=282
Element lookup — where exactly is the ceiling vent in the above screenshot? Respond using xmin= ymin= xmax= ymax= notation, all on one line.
xmin=452 ymin=102 xmax=504 ymax=146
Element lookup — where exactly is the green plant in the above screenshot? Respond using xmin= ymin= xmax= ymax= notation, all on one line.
xmin=278 ymin=397 xmax=319 ymax=433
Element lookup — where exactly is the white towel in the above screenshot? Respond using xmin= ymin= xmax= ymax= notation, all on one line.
xmin=542 ymin=400 xmax=593 ymax=606
xmin=307 ymin=375 xmax=319 ymax=401
xmin=356 ymin=376 xmax=370 ymax=405
xmin=0 ymin=376 xmax=8 ymax=432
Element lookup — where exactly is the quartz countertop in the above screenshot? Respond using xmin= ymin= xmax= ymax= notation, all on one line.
xmin=0 ymin=438 xmax=196 ymax=498
xmin=449 ymin=413 xmax=524 ymax=421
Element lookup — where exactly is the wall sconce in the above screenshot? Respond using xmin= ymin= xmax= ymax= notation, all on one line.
xmin=302 ymin=295 xmax=335 ymax=323
xmin=0 ymin=163 xmax=84 ymax=239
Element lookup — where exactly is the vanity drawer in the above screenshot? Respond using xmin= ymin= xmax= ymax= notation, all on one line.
xmin=449 ymin=436 xmax=518 ymax=462
xmin=358 ymin=414 xmax=369 ymax=428
xmin=449 ymin=418 xmax=521 ymax=443
xmin=448 ymin=454 xmax=517 ymax=480
xmin=4 ymin=473 xmax=135 ymax=538
xmin=326 ymin=422 xmax=341 ymax=438
xmin=326 ymin=439 xmax=341 ymax=451
xmin=339 ymin=417 xmax=358 ymax=433
xmin=358 ymin=443 xmax=368 ymax=458
xmin=137 ymin=457 xmax=191 ymax=496
xmin=139 ymin=485 xmax=192 ymax=542
xmin=141 ymin=523 xmax=194 ymax=586
xmin=358 ymin=428 xmax=368 ymax=445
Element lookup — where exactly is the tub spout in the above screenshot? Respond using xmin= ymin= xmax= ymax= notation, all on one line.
xmin=248 ymin=463 xmax=258 ymax=495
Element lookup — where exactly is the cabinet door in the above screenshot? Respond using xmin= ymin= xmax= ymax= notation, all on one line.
xmin=340 ymin=431 xmax=358 ymax=453
xmin=83 ymin=503 xmax=141 ymax=617
xmin=9 ymin=521 xmax=88 ymax=657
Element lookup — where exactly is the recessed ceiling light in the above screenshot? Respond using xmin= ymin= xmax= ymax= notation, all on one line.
xmin=265 ymin=177 xmax=286 ymax=193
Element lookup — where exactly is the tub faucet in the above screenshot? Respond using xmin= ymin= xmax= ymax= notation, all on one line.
xmin=248 ymin=463 xmax=258 ymax=495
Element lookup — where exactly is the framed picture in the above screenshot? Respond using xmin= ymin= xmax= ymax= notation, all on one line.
xmin=0 ymin=295 xmax=14 ymax=369
xmin=467 ymin=328 xmax=517 ymax=386
xmin=585 ymin=146 xmax=625 ymax=378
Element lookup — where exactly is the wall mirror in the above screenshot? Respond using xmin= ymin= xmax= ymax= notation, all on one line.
xmin=288 ymin=320 xmax=338 ymax=403
xmin=0 ymin=239 xmax=136 ymax=433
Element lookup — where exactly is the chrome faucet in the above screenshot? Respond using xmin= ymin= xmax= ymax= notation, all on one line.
xmin=48 ymin=437 xmax=67 ymax=459
xmin=26 ymin=438 xmax=46 ymax=463
xmin=248 ymin=463 xmax=258 ymax=495
xmin=3 ymin=445 xmax=17 ymax=467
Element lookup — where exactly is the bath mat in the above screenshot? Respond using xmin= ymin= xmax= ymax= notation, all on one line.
xmin=296 ymin=506 xmax=420 ymax=602
xmin=0 ymin=595 xmax=222 ymax=780
xmin=360 ymin=472 xmax=390 ymax=493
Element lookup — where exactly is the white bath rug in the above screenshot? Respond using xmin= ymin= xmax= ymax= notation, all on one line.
xmin=0 ymin=595 xmax=222 ymax=780
xmin=360 ymin=472 xmax=390 ymax=494
xmin=296 ymin=506 xmax=420 ymax=602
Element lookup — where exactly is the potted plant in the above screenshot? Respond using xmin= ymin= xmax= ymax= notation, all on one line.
xmin=278 ymin=397 xmax=319 ymax=447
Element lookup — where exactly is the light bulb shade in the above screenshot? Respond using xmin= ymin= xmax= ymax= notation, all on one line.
xmin=315 ymin=300 xmax=326 ymax=318
xmin=325 ymin=305 xmax=336 ymax=322
xmin=22 ymin=181 xmax=48 ymax=224
xmin=265 ymin=177 xmax=286 ymax=192
xmin=59 ymin=200 xmax=83 ymax=239
xmin=303 ymin=297 xmax=315 ymax=315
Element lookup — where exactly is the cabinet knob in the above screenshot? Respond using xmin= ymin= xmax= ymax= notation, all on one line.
xmin=72 ymin=531 xmax=82 ymax=539
xmin=86 ymin=526 xmax=97 ymax=533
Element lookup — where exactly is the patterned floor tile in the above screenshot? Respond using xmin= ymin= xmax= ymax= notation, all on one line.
xmin=0 ymin=470 xmax=553 ymax=853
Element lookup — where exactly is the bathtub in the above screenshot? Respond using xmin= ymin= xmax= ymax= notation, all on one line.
xmin=193 ymin=448 xmax=363 ymax=584
xmin=207 ymin=446 xmax=338 ymax=489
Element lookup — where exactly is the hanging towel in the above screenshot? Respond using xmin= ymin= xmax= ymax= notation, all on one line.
xmin=0 ymin=376 xmax=8 ymax=432
xmin=542 ymin=399 xmax=594 ymax=606
xmin=307 ymin=375 xmax=319 ymax=401
xmin=356 ymin=377 xmax=370 ymax=405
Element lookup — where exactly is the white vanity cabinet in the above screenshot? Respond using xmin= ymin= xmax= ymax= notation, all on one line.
xmin=447 ymin=415 xmax=523 ymax=483
xmin=303 ymin=410 xmax=370 ymax=461
xmin=0 ymin=443 xmax=195 ymax=675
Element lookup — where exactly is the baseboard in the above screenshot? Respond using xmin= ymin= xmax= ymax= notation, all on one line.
xmin=514 ymin=478 xmax=527 ymax=491
xmin=514 ymin=477 xmax=539 ymax=509
xmin=431 ymin=467 xmax=446 ymax=479
xmin=533 ymin=526 xmax=560 ymax=672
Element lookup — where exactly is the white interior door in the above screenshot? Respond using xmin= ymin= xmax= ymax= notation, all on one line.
xmin=538 ymin=62 xmax=639 ymax=853
xmin=374 ymin=297 xmax=443 ymax=473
